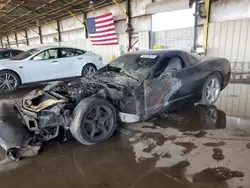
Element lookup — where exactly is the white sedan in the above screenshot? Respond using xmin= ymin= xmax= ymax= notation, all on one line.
xmin=0 ymin=46 xmax=104 ymax=93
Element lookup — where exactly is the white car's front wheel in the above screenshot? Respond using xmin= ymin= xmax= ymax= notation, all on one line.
xmin=0 ymin=70 xmax=20 ymax=93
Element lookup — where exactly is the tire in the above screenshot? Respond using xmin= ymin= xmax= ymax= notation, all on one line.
xmin=82 ymin=64 xmax=97 ymax=78
xmin=200 ymin=74 xmax=221 ymax=105
xmin=0 ymin=70 xmax=21 ymax=94
xmin=70 ymin=97 xmax=117 ymax=145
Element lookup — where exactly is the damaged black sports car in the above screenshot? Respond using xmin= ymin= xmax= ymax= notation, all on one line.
xmin=15 ymin=50 xmax=231 ymax=145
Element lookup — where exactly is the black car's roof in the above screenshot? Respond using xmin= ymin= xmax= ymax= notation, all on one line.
xmin=127 ymin=49 xmax=184 ymax=56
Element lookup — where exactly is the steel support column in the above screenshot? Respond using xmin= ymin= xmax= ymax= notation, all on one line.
xmin=6 ymin=35 xmax=10 ymax=47
xmin=14 ymin=32 xmax=18 ymax=47
xmin=84 ymin=12 xmax=88 ymax=39
xmin=25 ymin=29 xmax=29 ymax=46
xmin=56 ymin=20 xmax=61 ymax=43
xmin=126 ymin=0 xmax=132 ymax=49
xmin=203 ymin=0 xmax=210 ymax=55
xmin=38 ymin=26 xmax=43 ymax=44
xmin=0 ymin=37 xmax=3 ymax=48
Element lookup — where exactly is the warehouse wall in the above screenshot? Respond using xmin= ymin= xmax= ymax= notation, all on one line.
xmin=152 ymin=27 xmax=194 ymax=51
xmin=207 ymin=0 xmax=250 ymax=77
xmin=4 ymin=0 xmax=151 ymax=64
xmin=215 ymin=83 xmax=250 ymax=119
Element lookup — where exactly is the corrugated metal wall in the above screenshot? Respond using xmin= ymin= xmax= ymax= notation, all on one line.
xmin=207 ymin=19 xmax=250 ymax=71
xmin=152 ymin=27 xmax=194 ymax=51
xmin=216 ymin=83 xmax=250 ymax=119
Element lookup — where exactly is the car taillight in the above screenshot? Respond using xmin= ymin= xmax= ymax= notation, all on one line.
xmin=99 ymin=57 xmax=103 ymax=62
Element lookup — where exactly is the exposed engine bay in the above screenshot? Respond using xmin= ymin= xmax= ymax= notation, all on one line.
xmin=15 ymin=77 xmax=143 ymax=142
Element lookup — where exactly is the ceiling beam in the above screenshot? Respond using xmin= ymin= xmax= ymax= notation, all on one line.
xmin=0 ymin=1 xmax=25 ymax=22
xmin=1 ymin=0 xmax=87 ymax=31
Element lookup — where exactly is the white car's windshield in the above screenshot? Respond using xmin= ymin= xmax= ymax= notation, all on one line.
xmin=10 ymin=48 xmax=40 ymax=60
xmin=107 ymin=54 xmax=159 ymax=80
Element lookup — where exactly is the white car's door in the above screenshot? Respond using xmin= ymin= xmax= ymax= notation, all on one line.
xmin=57 ymin=48 xmax=87 ymax=77
xmin=26 ymin=48 xmax=61 ymax=82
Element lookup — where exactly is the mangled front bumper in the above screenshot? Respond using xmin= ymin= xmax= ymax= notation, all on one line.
xmin=15 ymin=89 xmax=68 ymax=132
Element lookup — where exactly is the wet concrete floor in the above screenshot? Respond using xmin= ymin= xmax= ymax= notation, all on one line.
xmin=0 ymin=82 xmax=250 ymax=188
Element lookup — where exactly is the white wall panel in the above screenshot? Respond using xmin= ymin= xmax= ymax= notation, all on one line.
xmin=29 ymin=37 xmax=41 ymax=46
xmin=61 ymin=28 xmax=86 ymax=41
xmin=139 ymin=31 xmax=150 ymax=50
xmin=60 ymin=14 xmax=84 ymax=32
xmin=27 ymin=27 xmax=39 ymax=38
xmin=8 ymin=34 xmax=15 ymax=43
xmin=132 ymin=15 xmax=151 ymax=32
xmin=210 ymin=0 xmax=250 ymax=22
xmin=207 ymin=19 xmax=250 ymax=65
xmin=87 ymin=2 xmax=126 ymax=19
xmin=146 ymin=0 xmax=189 ymax=14
xmin=131 ymin=0 xmax=151 ymax=17
xmin=41 ymin=21 xmax=58 ymax=35
xmin=215 ymin=83 xmax=250 ymax=119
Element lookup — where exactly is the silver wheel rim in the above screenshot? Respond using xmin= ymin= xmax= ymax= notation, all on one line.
xmin=84 ymin=66 xmax=96 ymax=78
xmin=0 ymin=73 xmax=17 ymax=91
xmin=204 ymin=107 xmax=218 ymax=129
xmin=205 ymin=78 xmax=220 ymax=103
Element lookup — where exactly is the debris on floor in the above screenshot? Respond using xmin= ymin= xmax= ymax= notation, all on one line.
xmin=0 ymin=103 xmax=42 ymax=161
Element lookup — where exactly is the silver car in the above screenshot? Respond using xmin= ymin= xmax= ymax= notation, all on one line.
xmin=0 ymin=46 xmax=104 ymax=93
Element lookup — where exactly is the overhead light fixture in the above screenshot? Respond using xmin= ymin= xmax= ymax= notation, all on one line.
xmin=89 ymin=0 xmax=94 ymax=10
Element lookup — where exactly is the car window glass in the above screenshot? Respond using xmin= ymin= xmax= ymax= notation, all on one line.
xmin=60 ymin=48 xmax=77 ymax=58
xmin=108 ymin=54 xmax=159 ymax=81
xmin=11 ymin=50 xmax=22 ymax=57
xmin=10 ymin=48 xmax=40 ymax=60
xmin=154 ymin=57 xmax=170 ymax=77
xmin=76 ymin=50 xmax=85 ymax=55
xmin=154 ymin=56 xmax=184 ymax=77
xmin=0 ymin=51 xmax=10 ymax=58
xmin=34 ymin=49 xmax=58 ymax=60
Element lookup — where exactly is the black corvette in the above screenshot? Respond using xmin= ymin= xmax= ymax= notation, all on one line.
xmin=15 ymin=50 xmax=231 ymax=145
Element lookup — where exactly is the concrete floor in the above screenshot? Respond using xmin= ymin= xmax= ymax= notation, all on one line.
xmin=0 ymin=83 xmax=249 ymax=188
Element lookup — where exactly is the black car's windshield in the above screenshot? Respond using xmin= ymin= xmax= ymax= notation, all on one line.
xmin=10 ymin=48 xmax=40 ymax=60
xmin=107 ymin=54 xmax=159 ymax=80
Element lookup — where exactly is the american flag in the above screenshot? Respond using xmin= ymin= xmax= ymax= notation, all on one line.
xmin=86 ymin=13 xmax=119 ymax=46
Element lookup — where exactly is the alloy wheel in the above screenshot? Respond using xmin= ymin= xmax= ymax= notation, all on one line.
xmin=205 ymin=78 xmax=220 ymax=104
xmin=81 ymin=105 xmax=115 ymax=141
xmin=84 ymin=66 xmax=96 ymax=78
xmin=0 ymin=73 xmax=18 ymax=91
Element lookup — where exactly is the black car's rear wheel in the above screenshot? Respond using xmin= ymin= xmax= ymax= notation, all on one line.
xmin=0 ymin=70 xmax=20 ymax=93
xmin=201 ymin=74 xmax=221 ymax=105
xmin=70 ymin=97 xmax=117 ymax=145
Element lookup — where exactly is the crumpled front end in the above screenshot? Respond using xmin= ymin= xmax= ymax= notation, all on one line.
xmin=15 ymin=88 xmax=71 ymax=141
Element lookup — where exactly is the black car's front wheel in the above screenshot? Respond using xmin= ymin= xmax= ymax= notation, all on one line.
xmin=0 ymin=70 xmax=20 ymax=93
xmin=201 ymin=74 xmax=221 ymax=105
xmin=70 ymin=97 xmax=117 ymax=145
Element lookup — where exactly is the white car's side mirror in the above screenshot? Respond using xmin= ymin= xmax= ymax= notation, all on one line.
xmin=33 ymin=56 xmax=42 ymax=60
